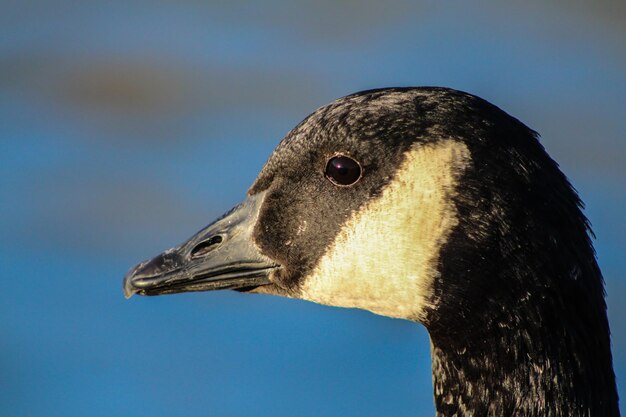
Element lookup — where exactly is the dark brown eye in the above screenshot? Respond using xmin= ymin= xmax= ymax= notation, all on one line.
xmin=325 ymin=155 xmax=362 ymax=186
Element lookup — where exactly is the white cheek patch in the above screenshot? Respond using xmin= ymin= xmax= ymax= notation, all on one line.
xmin=298 ymin=140 xmax=470 ymax=321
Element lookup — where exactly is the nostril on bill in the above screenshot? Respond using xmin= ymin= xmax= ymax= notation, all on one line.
xmin=190 ymin=235 xmax=223 ymax=258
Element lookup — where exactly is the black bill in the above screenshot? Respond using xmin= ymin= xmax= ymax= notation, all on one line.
xmin=123 ymin=191 xmax=279 ymax=298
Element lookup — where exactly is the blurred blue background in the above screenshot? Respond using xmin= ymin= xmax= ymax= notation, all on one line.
xmin=1 ymin=2 xmax=624 ymax=416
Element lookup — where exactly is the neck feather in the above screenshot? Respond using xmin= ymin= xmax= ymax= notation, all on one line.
xmin=422 ymin=126 xmax=621 ymax=416
xmin=427 ymin=263 xmax=620 ymax=417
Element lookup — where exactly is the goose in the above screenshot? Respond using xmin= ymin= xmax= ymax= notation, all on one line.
xmin=123 ymin=87 xmax=620 ymax=417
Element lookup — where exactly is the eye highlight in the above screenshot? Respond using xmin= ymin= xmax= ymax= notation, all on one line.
xmin=325 ymin=155 xmax=362 ymax=186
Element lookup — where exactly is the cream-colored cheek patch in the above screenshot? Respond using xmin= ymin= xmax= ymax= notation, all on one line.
xmin=298 ymin=140 xmax=469 ymax=321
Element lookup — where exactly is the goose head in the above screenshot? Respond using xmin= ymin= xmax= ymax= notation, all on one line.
xmin=123 ymin=87 xmax=620 ymax=416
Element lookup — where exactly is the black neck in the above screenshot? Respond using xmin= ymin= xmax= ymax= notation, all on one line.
xmin=426 ymin=261 xmax=620 ymax=417
xmin=422 ymin=122 xmax=621 ymax=416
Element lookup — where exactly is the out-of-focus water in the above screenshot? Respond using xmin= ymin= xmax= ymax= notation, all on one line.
xmin=1 ymin=2 xmax=624 ymax=416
